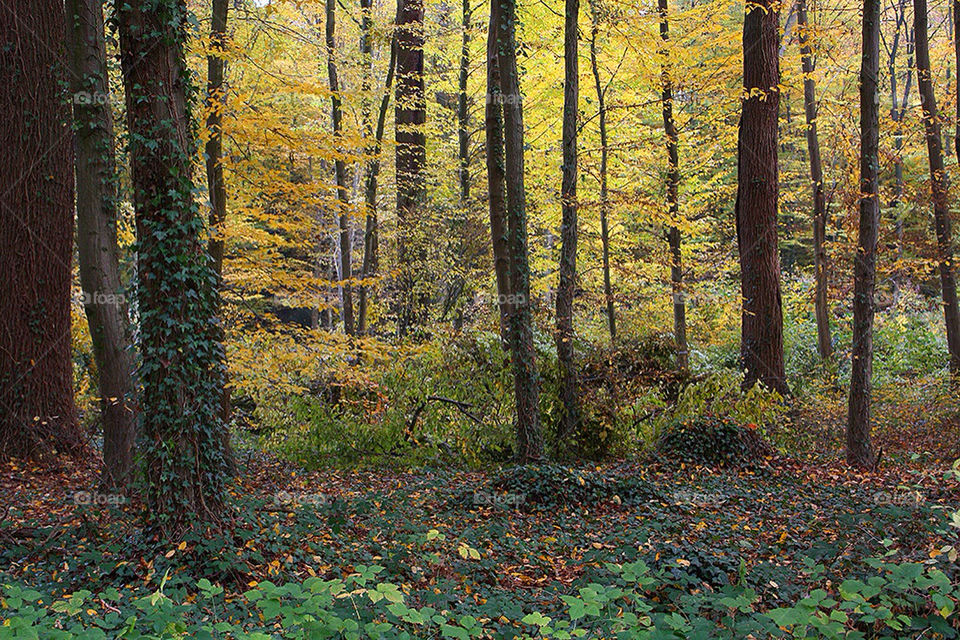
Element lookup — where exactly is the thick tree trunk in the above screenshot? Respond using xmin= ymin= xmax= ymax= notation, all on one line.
xmin=66 ymin=0 xmax=137 ymax=486
xmin=587 ymin=0 xmax=615 ymax=343
xmin=659 ymin=0 xmax=688 ymax=370
xmin=915 ymin=0 xmax=960 ymax=375
xmin=395 ymin=0 xmax=427 ymax=336
xmin=115 ymin=0 xmax=228 ymax=531
xmin=796 ymin=0 xmax=832 ymax=361
xmin=486 ymin=0 xmax=512 ymax=341
xmin=205 ymin=0 xmax=236 ymax=473
xmin=496 ymin=0 xmax=543 ymax=461
xmin=326 ymin=0 xmax=354 ymax=335
xmin=0 ymin=0 xmax=83 ymax=462
xmin=556 ymin=0 xmax=582 ymax=447
xmin=358 ymin=10 xmax=396 ymax=335
xmin=458 ymin=0 xmax=472 ymax=203
xmin=847 ymin=0 xmax=880 ymax=469
xmin=735 ymin=0 xmax=787 ymax=395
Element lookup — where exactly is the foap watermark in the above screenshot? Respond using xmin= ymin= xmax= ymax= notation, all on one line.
xmin=73 ymin=289 xmax=127 ymax=308
xmin=486 ymin=93 xmax=523 ymax=105
xmin=274 ymin=490 xmax=334 ymax=507
xmin=472 ymin=490 xmax=526 ymax=507
xmin=73 ymin=490 xmax=127 ymax=507
xmin=72 ymin=91 xmax=119 ymax=106
xmin=473 ymin=292 xmax=527 ymax=307
xmin=872 ymin=489 xmax=924 ymax=507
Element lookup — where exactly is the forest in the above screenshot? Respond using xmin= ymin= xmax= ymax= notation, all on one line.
xmin=2 ymin=0 xmax=960 ymax=636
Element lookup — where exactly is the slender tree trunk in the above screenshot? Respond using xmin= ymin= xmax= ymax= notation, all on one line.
xmin=326 ymin=0 xmax=354 ymax=335
xmin=736 ymin=0 xmax=788 ymax=395
xmin=205 ymin=0 xmax=236 ymax=473
xmin=889 ymin=0 xmax=912 ymax=301
xmin=797 ymin=0 xmax=832 ymax=361
xmin=458 ymin=0 xmax=472 ymax=203
xmin=659 ymin=0 xmax=688 ymax=370
xmin=66 ymin=0 xmax=137 ymax=486
xmin=486 ymin=0 xmax=512 ymax=341
xmin=496 ymin=0 xmax=543 ymax=461
xmin=587 ymin=0 xmax=615 ymax=343
xmin=395 ymin=0 xmax=427 ymax=335
xmin=358 ymin=11 xmax=396 ymax=335
xmin=556 ymin=0 xmax=582 ymax=447
xmin=847 ymin=0 xmax=880 ymax=469
xmin=0 ymin=0 xmax=83 ymax=462
xmin=915 ymin=0 xmax=960 ymax=374
xmin=115 ymin=0 xmax=228 ymax=532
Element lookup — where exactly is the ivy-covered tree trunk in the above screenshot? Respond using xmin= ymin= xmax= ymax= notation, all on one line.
xmin=326 ymin=0 xmax=355 ymax=335
xmin=66 ymin=0 xmax=137 ymax=487
xmin=496 ymin=0 xmax=544 ymax=461
xmin=847 ymin=0 xmax=880 ymax=469
xmin=555 ymin=0 xmax=582 ymax=449
xmin=486 ymin=0 xmax=512 ymax=342
xmin=458 ymin=0 xmax=471 ymax=203
xmin=395 ymin=0 xmax=427 ymax=336
xmin=735 ymin=0 xmax=788 ymax=396
xmin=587 ymin=0 xmax=615 ymax=343
xmin=914 ymin=0 xmax=960 ymax=376
xmin=659 ymin=0 xmax=688 ymax=371
xmin=0 ymin=0 xmax=83 ymax=462
xmin=797 ymin=0 xmax=832 ymax=362
xmin=115 ymin=0 xmax=229 ymax=532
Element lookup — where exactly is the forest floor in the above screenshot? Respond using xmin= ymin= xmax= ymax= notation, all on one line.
xmin=2 ymin=411 xmax=959 ymax=637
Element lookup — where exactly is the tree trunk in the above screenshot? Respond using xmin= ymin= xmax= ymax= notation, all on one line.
xmin=205 ymin=0 xmax=236 ymax=473
xmin=847 ymin=0 xmax=880 ymax=469
xmin=115 ymin=0 xmax=229 ymax=532
xmin=496 ymin=0 xmax=544 ymax=461
xmin=358 ymin=10 xmax=396 ymax=335
xmin=659 ymin=0 xmax=688 ymax=370
xmin=326 ymin=0 xmax=354 ymax=335
xmin=889 ymin=0 xmax=913 ymax=302
xmin=796 ymin=0 xmax=832 ymax=361
xmin=556 ymin=0 xmax=582 ymax=447
xmin=735 ymin=0 xmax=788 ymax=395
xmin=458 ymin=0 xmax=472 ymax=203
xmin=66 ymin=0 xmax=137 ymax=487
xmin=486 ymin=0 xmax=512 ymax=341
xmin=0 ymin=0 xmax=83 ymax=462
xmin=915 ymin=0 xmax=960 ymax=375
xmin=587 ymin=0 xmax=615 ymax=343
xmin=395 ymin=0 xmax=427 ymax=336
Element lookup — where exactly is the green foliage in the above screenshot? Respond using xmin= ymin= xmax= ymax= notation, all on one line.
xmin=656 ymin=415 xmax=774 ymax=468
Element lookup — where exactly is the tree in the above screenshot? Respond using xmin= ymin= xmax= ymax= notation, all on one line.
xmin=796 ymin=0 xmax=832 ymax=361
xmin=495 ymin=0 xmax=544 ymax=461
xmin=587 ymin=0 xmax=615 ymax=343
xmin=846 ymin=0 xmax=881 ymax=469
xmin=66 ymin=0 xmax=137 ymax=486
xmin=887 ymin=0 xmax=913 ymax=300
xmin=395 ymin=0 xmax=427 ymax=335
xmin=326 ymin=0 xmax=355 ymax=335
xmin=556 ymin=0 xmax=582 ymax=447
xmin=115 ymin=0 xmax=229 ymax=531
xmin=659 ymin=0 xmax=688 ymax=370
xmin=486 ymin=0 xmax=512 ymax=341
xmin=914 ymin=0 xmax=960 ymax=376
xmin=735 ymin=0 xmax=787 ymax=395
xmin=458 ymin=0 xmax=472 ymax=203
xmin=0 ymin=0 xmax=83 ymax=461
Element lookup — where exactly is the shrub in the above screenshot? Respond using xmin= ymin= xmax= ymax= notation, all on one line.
xmin=656 ymin=416 xmax=774 ymax=468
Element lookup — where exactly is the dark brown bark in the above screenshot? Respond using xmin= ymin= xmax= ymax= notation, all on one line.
xmin=587 ymin=0 xmax=615 ymax=343
xmin=847 ymin=0 xmax=880 ymax=469
xmin=796 ymin=0 xmax=832 ymax=361
xmin=326 ymin=0 xmax=354 ymax=335
xmin=395 ymin=0 xmax=427 ymax=335
xmin=458 ymin=0 xmax=471 ymax=203
xmin=116 ymin=0 xmax=228 ymax=529
xmin=556 ymin=0 xmax=582 ymax=447
xmin=889 ymin=0 xmax=912 ymax=300
xmin=358 ymin=9 xmax=396 ymax=335
xmin=0 ymin=0 xmax=83 ymax=461
xmin=735 ymin=0 xmax=788 ymax=395
xmin=486 ymin=0 xmax=512 ymax=341
xmin=659 ymin=0 xmax=687 ymax=371
xmin=914 ymin=0 xmax=960 ymax=375
xmin=495 ymin=0 xmax=543 ymax=461
xmin=66 ymin=0 xmax=137 ymax=486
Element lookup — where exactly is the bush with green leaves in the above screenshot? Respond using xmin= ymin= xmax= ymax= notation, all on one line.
xmin=655 ymin=415 xmax=774 ymax=468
